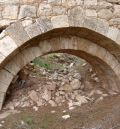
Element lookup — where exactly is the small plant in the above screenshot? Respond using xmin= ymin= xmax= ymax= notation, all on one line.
xmin=33 ymin=57 xmax=53 ymax=70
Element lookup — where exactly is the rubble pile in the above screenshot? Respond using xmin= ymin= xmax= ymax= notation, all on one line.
xmin=4 ymin=54 xmax=116 ymax=111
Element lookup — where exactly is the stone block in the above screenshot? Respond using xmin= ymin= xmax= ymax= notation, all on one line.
xmin=0 ymin=36 xmax=17 ymax=57
xmin=68 ymin=6 xmax=84 ymax=27
xmin=98 ymin=9 xmax=113 ymax=20
xmin=0 ymin=53 xmax=5 ymax=64
xmin=2 ymin=5 xmax=18 ymax=19
xmin=21 ymin=46 xmax=42 ymax=63
xmin=6 ymin=21 xmax=30 ymax=46
xmin=85 ymin=9 xmax=97 ymax=17
xmin=83 ymin=17 xmax=97 ymax=31
xmin=36 ymin=18 xmax=53 ymax=32
xmin=0 ymin=92 xmax=5 ymax=103
xmin=103 ymin=51 xmax=119 ymax=69
xmin=84 ymin=0 xmax=97 ymax=6
xmin=107 ymin=27 xmax=119 ymax=41
xmin=0 ymin=82 xmax=8 ymax=93
xmin=37 ymin=3 xmax=52 ymax=16
xmin=25 ymin=22 xmax=42 ymax=38
xmin=4 ymin=60 xmax=20 ymax=76
xmin=0 ymin=69 xmax=14 ymax=86
xmin=51 ymin=15 xmax=69 ymax=28
xmin=18 ymin=5 xmax=37 ymax=19
xmin=39 ymin=40 xmax=52 ymax=54
xmin=96 ymin=19 xmax=109 ymax=35
xmin=0 ymin=0 xmax=19 ymax=4
xmin=116 ymin=30 xmax=120 ymax=44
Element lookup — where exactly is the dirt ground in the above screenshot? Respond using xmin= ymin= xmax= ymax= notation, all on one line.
xmin=0 ymin=95 xmax=120 ymax=129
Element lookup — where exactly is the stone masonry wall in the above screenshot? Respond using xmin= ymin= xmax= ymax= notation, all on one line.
xmin=0 ymin=0 xmax=120 ymax=29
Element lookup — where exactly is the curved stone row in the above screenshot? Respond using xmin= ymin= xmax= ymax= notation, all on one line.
xmin=0 ymin=36 xmax=120 ymax=109
xmin=0 ymin=16 xmax=119 ymax=68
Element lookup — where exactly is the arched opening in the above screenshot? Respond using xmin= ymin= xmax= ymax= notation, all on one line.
xmin=5 ymin=53 xmax=104 ymax=110
xmin=0 ymin=35 xmax=120 ymax=110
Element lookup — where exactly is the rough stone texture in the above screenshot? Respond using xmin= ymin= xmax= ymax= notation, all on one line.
xmin=98 ymin=9 xmax=113 ymax=20
xmin=0 ymin=36 xmax=17 ymax=57
xmin=25 ymin=22 xmax=42 ymax=38
xmin=19 ymin=5 xmax=37 ymax=19
xmin=2 ymin=5 xmax=18 ymax=19
xmin=6 ymin=22 xmax=30 ymax=46
xmin=51 ymin=15 xmax=69 ymax=28
xmin=0 ymin=0 xmax=120 ymax=110
xmin=37 ymin=3 xmax=52 ymax=16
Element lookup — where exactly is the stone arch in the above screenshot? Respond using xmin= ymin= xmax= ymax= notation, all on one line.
xmin=0 ymin=36 xmax=120 ymax=110
xmin=0 ymin=16 xmax=120 ymax=110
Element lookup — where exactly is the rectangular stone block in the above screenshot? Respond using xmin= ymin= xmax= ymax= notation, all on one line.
xmin=0 ymin=82 xmax=8 ymax=92
xmin=107 ymin=27 xmax=119 ymax=41
xmin=0 ymin=92 xmax=5 ymax=103
xmin=0 ymin=36 xmax=17 ymax=57
xmin=51 ymin=15 xmax=69 ymax=28
xmin=25 ymin=22 xmax=42 ymax=38
xmin=36 ymin=18 xmax=53 ymax=32
xmin=0 ymin=103 xmax=2 ymax=110
xmin=4 ymin=60 xmax=20 ymax=76
xmin=6 ymin=21 xmax=30 ymax=46
xmin=83 ymin=17 xmax=97 ymax=31
xmin=2 ymin=5 xmax=18 ymax=19
xmin=0 ymin=53 xmax=5 ymax=64
xmin=116 ymin=30 xmax=120 ymax=44
xmin=0 ymin=69 xmax=13 ymax=86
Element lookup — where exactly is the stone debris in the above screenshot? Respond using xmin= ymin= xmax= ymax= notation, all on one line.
xmin=62 ymin=114 xmax=70 ymax=120
xmin=4 ymin=54 xmax=112 ymax=111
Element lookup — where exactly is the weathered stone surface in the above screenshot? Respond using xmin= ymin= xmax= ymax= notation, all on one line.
xmin=107 ymin=0 xmax=120 ymax=3
xmin=68 ymin=6 xmax=84 ymax=26
xmin=0 ymin=0 xmax=19 ymax=4
xmin=2 ymin=5 xmax=18 ymax=19
xmin=0 ymin=36 xmax=17 ymax=57
xmin=0 ymin=69 xmax=13 ymax=85
xmin=114 ymin=5 xmax=120 ymax=18
xmin=107 ymin=27 xmax=119 ymax=41
xmin=51 ymin=15 xmax=69 ymax=28
xmin=22 ymin=0 xmax=38 ymax=3
xmin=84 ymin=0 xmax=97 ymax=6
xmin=39 ymin=40 xmax=52 ymax=53
xmin=116 ymin=31 xmax=120 ymax=43
xmin=48 ymin=0 xmax=61 ymax=5
xmin=25 ymin=22 xmax=42 ymax=38
xmin=70 ymin=79 xmax=81 ymax=90
xmin=19 ymin=5 xmax=36 ymax=19
xmin=98 ymin=9 xmax=113 ymax=20
xmin=96 ymin=19 xmax=109 ymax=35
xmin=98 ymin=1 xmax=113 ymax=9
xmin=22 ymin=18 xmax=33 ymax=27
xmin=0 ymin=92 xmax=5 ymax=103
xmin=37 ymin=3 xmax=52 ymax=16
xmin=109 ymin=18 xmax=120 ymax=26
xmin=0 ymin=53 xmax=5 ymax=64
xmin=83 ymin=17 xmax=97 ymax=31
xmin=4 ymin=59 xmax=20 ymax=75
xmin=0 ymin=20 xmax=15 ymax=28
xmin=0 ymin=82 xmax=8 ymax=93
xmin=85 ymin=9 xmax=97 ymax=17
xmin=29 ymin=90 xmax=39 ymax=103
xmin=36 ymin=18 xmax=53 ymax=32
xmin=52 ymin=6 xmax=66 ymax=15
xmin=6 ymin=21 xmax=30 ymax=46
